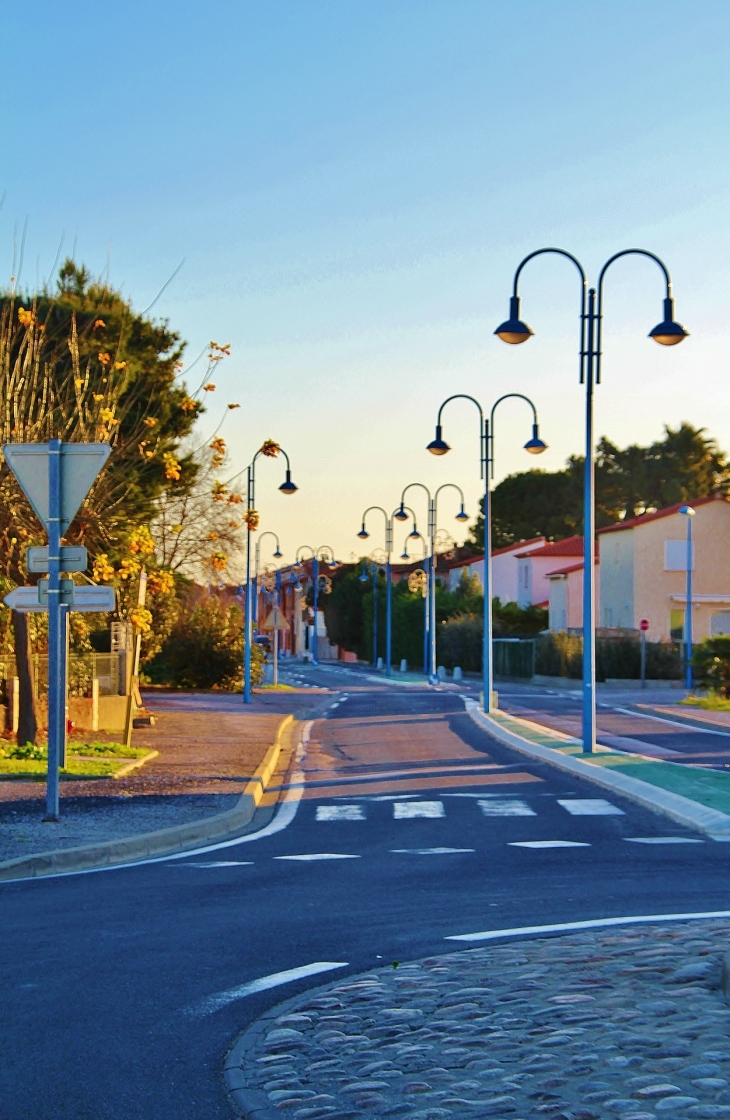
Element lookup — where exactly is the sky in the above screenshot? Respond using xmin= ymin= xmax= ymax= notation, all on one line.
xmin=2 ymin=0 xmax=729 ymax=571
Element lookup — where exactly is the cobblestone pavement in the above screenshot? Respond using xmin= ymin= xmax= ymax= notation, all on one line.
xmin=231 ymin=919 xmax=730 ymax=1119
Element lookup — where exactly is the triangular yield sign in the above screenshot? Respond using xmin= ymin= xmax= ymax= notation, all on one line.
xmin=261 ymin=607 xmax=290 ymax=631
xmin=3 ymin=443 xmax=111 ymax=533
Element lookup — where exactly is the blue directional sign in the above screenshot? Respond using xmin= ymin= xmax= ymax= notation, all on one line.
xmin=26 ymin=545 xmax=88 ymax=573
xmin=3 ymin=442 xmax=111 ymax=534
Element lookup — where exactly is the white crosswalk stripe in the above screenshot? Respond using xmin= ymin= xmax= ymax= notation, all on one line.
xmin=558 ymin=799 xmax=625 ymax=816
xmin=510 ymin=840 xmax=591 ymax=849
xmin=477 ymin=798 xmax=536 ymax=817
xmin=316 ymin=805 xmax=365 ymax=821
xmin=393 ymin=800 xmax=445 ymax=819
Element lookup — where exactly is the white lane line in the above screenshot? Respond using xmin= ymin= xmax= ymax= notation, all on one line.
xmin=316 ymin=805 xmax=365 ymax=821
xmin=275 ymin=853 xmax=361 ymax=861
xmin=613 ymin=706 xmax=730 ymax=738
xmin=478 ymin=798 xmax=536 ymax=817
xmin=509 ymin=840 xmax=591 ymax=849
xmin=393 ymin=800 xmax=445 ymax=819
xmin=391 ymin=847 xmax=475 ymax=855
xmin=558 ymin=799 xmax=625 ymax=816
xmin=187 ymin=961 xmax=349 ymax=1017
xmin=446 ymin=909 xmax=730 ymax=943
xmin=340 ymin=794 xmax=420 ymax=801
xmin=623 ymin=837 xmax=704 ymax=845
xmin=179 ymin=861 xmax=254 ymax=867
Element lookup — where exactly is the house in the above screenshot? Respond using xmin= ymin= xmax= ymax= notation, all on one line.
xmin=515 ymin=536 xmax=586 ymax=609
xmin=441 ymin=537 xmax=546 ymax=602
xmin=597 ymin=495 xmax=730 ymax=643
xmin=546 ymin=558 xmax=599 ymax=632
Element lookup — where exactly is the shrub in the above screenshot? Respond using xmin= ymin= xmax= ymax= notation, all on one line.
xmin=438 ymin=612 xmax=483 ymax=672
xmin=692 ymin=636 xmax=730 ymax=697
xmin=536 ymin=632 xmax=682 ymax=681
xmin=147 ymin=596 xmax=263 ymax=690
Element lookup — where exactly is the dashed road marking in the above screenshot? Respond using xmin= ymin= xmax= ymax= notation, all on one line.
xmin=181 ymin=861 xmax=254 ymax=868
xmin=187 ymin=962 xmax=349 ymax=1017
xmin=391 ymin=847 xmax=475 ymax=855
xmin=623 ymin=837 xmax=704 ymax=844
xmin=558 ymin=798 xmax=625 ymax=816
xmin=509 ymin=840 xmax=591 ymax=849
xmin=316 ymin=805 xmax=365 ymax=821
xmin=393 ymin=800 xmax=445 ymax=819
xmin=275 ymin=853 xmax=361 ymax=861
xmin=478 ymin=798 xmax=536 ymax=817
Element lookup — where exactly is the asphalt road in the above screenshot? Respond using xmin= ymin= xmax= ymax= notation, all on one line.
xmin=3 ymin=674 xmax=730 ymax=1119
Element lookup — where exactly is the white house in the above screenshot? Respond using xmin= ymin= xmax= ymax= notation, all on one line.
xmin=515 ymin=536 xmax=585 ymax=609
xmin=442 ymin=537 xmax=546 ymax=602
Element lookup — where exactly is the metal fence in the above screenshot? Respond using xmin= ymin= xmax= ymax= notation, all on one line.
xmin=493 ymin=638 xmax=536 ymax=680
xmin=0 ymin=653 xmax=122 ymax=698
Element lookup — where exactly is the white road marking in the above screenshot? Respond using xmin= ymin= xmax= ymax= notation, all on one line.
xmin=478 ymin=798 xmax=536 ymax=817
xmin=275 ymin=853 xmax=361 ymax=861
xmin=509 ymin=840 xmax=591 ymax=849
xmin=613 ymin=706 xmax=730 ymax=738
xmin=181 ymin=861 xmax=254 ymax=867
xmin=558 ymin=798 xmax=625 ymax=816
xmin=391 ymin=847 xmax=475 ymax=855
xmin=446 ymin=910 xmax=730 ymax=943
xmin=623 ymin=837 xmax=704 ymax=845
xmin=393 ymin=800 xmax=445 ymax=819
xmin=316 ymin=805 xmax=365 ymax=821
xmin=187 ymin=961 xmax=349 ymax=1017
xmin=335 ymin=794 xmax=419 ymax=801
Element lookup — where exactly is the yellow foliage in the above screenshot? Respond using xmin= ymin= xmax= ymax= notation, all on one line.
xmin=209 ymin=551 xmax=227 ymax=572
xmin=203 ymin=383 xmax=216 ymax=391
xmin=147 ymin=569 xmax=174 ymax=595
xmin=243 ymin=509 xmax=259 ymax=531
xmin=143 ymin=417 xmax=158 ymax=427
xmin=228 ymin=402 xmax=240 ymax=410
xmin=212 ymin=480 xmax=228 ymax=502
xmin=93 ymin=319 xmax=106 ymax=330
xmin=128 ymin=526 xmax=155 ymax=556
xmin=130 ymin=607 xmax=153 ymax=632
xmin=92 ymin=554 xmax=116 ymax=582
xmin=119 ymin=558 xmax=142 ymax=580
xmin=259 ymin=439 xmax=280 ymax=458
xmin=163 ymin=452 xmax=181 ymax=481
xmin=98 ymin=352 xmax=111 ymax=365
xmin=17 ymin=307 xmax=34 ymax=327
xmin=181 ymin=397 xmax=197 ymax=411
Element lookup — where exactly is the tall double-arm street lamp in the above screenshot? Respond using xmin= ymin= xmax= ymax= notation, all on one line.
xmin=253 ymin=531 xmax=283 ymax=628
xmin=294 ymin=545 xmax=338 ymax=665
xmin=395 ymin=483 xmax=469 ymax=683
xmin=494 ymin=247 xmax=688 ymax=751
xmin=356 ymin=504 xmax=418 ymax=676
xmin=428 ymin=393 xmax=547 ymax=712
xmin=234 ymin=444 xmax=298 ymax=704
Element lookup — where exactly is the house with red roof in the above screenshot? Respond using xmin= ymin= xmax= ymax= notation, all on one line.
xmin=515 ymin=535 xmax=586 ymax=611
xmin=441 ymin=537 xmax=546 ymax=603
xmin=597 ymin=494 xmax=730 ymax=643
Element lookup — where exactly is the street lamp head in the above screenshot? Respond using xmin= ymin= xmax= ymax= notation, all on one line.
xmin=524 ymin=423 xmax=548 ymax=455
xmin=357 ymin=526 xmax=369 ymax=539
xmin=400 ymin=549 xmax=409 ymax=560
xmin=679 ymin=505 xmax=696 ymax=517
xmin=279 ymin=469 xmax=298 ymax=495
xmin=409 ymin=528 xmax=420 ymax=539
xmin=649 ymin=297 xmax=689 ymax=346
xmin=274 ymin=547 xmax=283 ymax=558
xmin=495 ymin=295 xmax=533 ymax=345
xmin=328 ymin=560 xmax=338 ymax=570
xmin=359 ymin=568 xmax=368 ymax=583
xmin=427 ymin=425 xmax=451 ymax=456
xmin=394 ymin=505 xmax=409 ymax=522
xmin=455 ymin=504 xmax=470 ymax=522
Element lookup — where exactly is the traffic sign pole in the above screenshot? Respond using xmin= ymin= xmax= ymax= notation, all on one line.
xmin=45 ymin=438 xmax=63 ymax=822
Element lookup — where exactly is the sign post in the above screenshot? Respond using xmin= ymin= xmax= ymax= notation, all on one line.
xmin=261 ymin=607 xmax=289 ymax=687
xmin=639 ymin=618 xmax=649 ymax=690
xmin=3 ymin=440 xmax=112 ymax=821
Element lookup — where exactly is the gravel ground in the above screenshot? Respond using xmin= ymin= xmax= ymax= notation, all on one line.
xmin=0 ymin=790 xmax=241 ymax=861
xmin=230 ymin=919 xmax=730 ymax=1120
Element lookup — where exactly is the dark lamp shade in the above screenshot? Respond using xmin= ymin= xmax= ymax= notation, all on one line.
xmin=649 ymin=298 xmax=689 ymax=346
xmin=495 ymin=296 xmax=533 ymax=344
xmin=279 ymin=469 xmax=298 ymax=495
xmin=427 ymin=425 xmax=450 ymax=455
xmin=455 ymin=508 xmax=469 ymax=522
xmin=274 ymin=548 xmax=283 ymax=558
xmin=409 ymin=528 xmax=420 ymax=539
xmin=394 ymin=506 xmax=409 ymax=521
xmin=357 ymin=529 xmax=369 ymax=539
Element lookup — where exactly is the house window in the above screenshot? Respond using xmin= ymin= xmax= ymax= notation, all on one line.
xmin=711 ymin=612 xmax=730 ymax=637
xmin=603 ymin=607 xmax=613 ymax=627
xmin=670 ymin=609 xmax=685 ymax=641
xmin=665 ymin=540 xmax=695 ymax=571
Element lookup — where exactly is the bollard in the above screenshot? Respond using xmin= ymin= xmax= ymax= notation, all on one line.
xmin=400 ymin=659 xmax=408 ymax=673
xmin=7 ymin=676 xmax=19 ymax=734
xmin=453 ymin=666 xmax=462 ymax=681
xmin=377 ymin=656 xmax=383 ymax=670
xmin=437 ymin=665 xmax=447 ymax=681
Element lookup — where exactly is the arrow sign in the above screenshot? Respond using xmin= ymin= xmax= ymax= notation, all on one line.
xmin=4 ymin=585 xmax=115 ymax=614
xmin=261 ymin=607 xmax=290 ymax=631
xmin=3 ymin=442 xmax=111 ymax=533
xmin=26 ymin=545 xmax=88 ymax=573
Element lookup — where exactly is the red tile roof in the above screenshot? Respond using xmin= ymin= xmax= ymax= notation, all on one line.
xmin=545 ymin=558 xmax=598 ymax=577
xmin=598 ymin=495 xmax=725 ymax=535
xmin=516 ymin=535 xmax=586 ymax=559
xmin=441 ymin=537 xmax=545 ymax=569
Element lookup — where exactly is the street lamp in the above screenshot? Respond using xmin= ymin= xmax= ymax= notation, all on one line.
xmin=225 ymin=442 xmax=298 ymax=704
xmin=253 ymin=531 xmax=283 ymax=629
xmin=356 ymin=504 xmax=418 ymax=676
xmin=495 ymin=247 xmax=688 ymax=751
xmin=679 ymin=505 xmax=696 ymax=690
xmin=399 ymin=530 xmax=429 ymax=673
xmin=397 ymin=482 xmax=469 ymax=683
xmin=295 ymin=545 xmax=338 ymax=665
xmin=428 ymin=393 xmax=546 ymax=712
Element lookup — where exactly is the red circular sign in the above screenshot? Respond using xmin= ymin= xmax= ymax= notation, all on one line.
xmin=640 ymin=619 xmax=649 ymax=631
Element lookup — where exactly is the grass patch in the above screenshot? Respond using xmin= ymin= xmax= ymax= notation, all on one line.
xmin=0 ymin=741 xmax=147 ymax=760
xmin=0 ymin=758 xmax=135 ymax=779
xmin=256 ymin=683 xmax=297 ymax=692
xmin=680 ymin=692 xmax=730 ymax=711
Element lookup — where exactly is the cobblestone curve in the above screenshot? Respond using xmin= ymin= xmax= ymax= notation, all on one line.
xmin=226 ymin=920 xmax=730 ymax=1120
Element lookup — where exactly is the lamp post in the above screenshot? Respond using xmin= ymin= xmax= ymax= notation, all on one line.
xmin=679 ymin=505 xmax=695 ymax=690
xmin=359 ymin=560 xmax=381 ymax=667
xmin=400 ymin=530 xmax=429 ymax=673
xmin=356 ymin=504 xmax=418 ymax=676
xmin=428 ymin=393 xmax=546 ymax=712
xmin=295 ymin=545 xmax=337 ymax=665
xmin=495 ymin=247 xmax=688 ymax=751
xmin=395 ymin=483 xmax=469 ymax=683
xmin=253 ymin=531 xmax=283 ymax=629
xmin=230 ymin=444 xmax=298 ymax=705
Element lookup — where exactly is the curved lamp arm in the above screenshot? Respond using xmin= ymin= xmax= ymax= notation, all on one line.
xmin=433 ymin=482 xmax=468 ymax=525
xmin=401 ymin=530 xmax=428 ymax=561
xmin=431 ymin=394 xmax=486 ymax=479
xmin=315 ymin=545 xmax=337 ymax=563
xmin=296 ymin=545 xmax=315 ymax=562
xmin=596 ymin=249 xmax=680 ymax=383
xmin=358 ymin=505 xmax=389 ymax=544
xmin=489 ymin=392 xmax=544 ymax=479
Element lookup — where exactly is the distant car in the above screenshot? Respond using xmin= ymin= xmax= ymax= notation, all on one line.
xmin=254 ymin=634 xmax=271 ymax=651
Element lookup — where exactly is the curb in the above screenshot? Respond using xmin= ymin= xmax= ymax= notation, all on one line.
xmin=466 ymin=701 xmax=730 ymax=838
xmin=0 ymin=714 xmax=296 ymax=882
xmin=112 ymin=749 xmax=159 ymax=779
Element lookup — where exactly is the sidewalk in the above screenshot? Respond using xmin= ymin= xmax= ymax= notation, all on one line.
xmin=0 ymin=687 xmax=332 ymax=865
xmin=225 ymin=916 xmax=730 ymax=1118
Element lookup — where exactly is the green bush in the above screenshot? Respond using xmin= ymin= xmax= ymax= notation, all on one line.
xmin=692 ymin=637 xmax=730 ymax=697
xmin=147 ymin=596 xmax=263 ymax=690
xmin=438 ymin=612 xmax=483 ymax=672
xmin=536 ymin=632 xmax=682 ymax=681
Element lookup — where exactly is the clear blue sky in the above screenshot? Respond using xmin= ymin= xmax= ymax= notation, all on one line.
xmin=3 ymin=1 xmax=729 ymax=567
